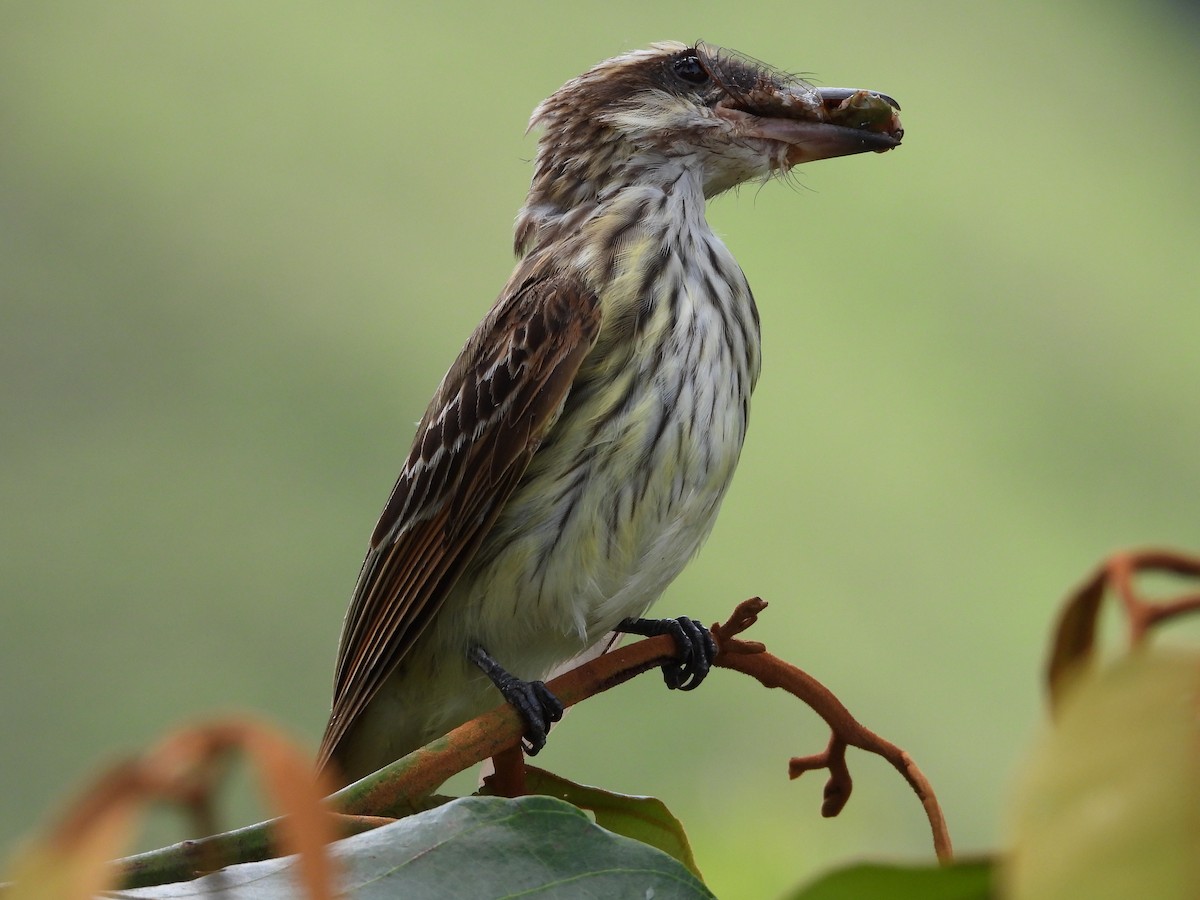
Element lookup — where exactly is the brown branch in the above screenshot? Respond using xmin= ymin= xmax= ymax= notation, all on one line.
xmin=712 ymin=599 xmax=953 ymax=863
xmin=98 ymin=598 xmax=947 ymax=888
xmin=332 ymin=597 xmax=951 ymax=864
xmin=1047 ymin=548 xmax=1200 ymax=709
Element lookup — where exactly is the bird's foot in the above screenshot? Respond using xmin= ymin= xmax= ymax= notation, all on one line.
xmin=616 ymin=616 xmax=717 ymax=691
xmin=468 ymin=644 xmax=564 ymax=755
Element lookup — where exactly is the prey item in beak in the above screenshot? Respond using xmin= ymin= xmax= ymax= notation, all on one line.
xmin=716 ymin=85 xmax=904 ymax=166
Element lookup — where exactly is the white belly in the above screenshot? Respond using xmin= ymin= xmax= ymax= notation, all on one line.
xmin=455 ymin=258 xmax=758 ymax=676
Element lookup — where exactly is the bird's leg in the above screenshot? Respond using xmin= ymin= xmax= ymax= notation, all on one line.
xmin=615 ymin=616 xmax=717 ymax=691
xmin=468 ymin=644 xmax=564 ymax=755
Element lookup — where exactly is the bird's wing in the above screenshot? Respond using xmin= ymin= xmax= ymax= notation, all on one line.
xmin=316 ymin=270 xmax=600 ymax=769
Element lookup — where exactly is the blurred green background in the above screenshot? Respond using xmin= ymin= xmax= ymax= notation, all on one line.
xmin=2 ymin=2 xmax=1197 ymax=897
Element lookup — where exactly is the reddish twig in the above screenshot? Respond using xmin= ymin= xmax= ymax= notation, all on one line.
xmin=712 ymin=599 xmax=952 ymax=863
xmin=1108 ymin=550 xmax=1200 ymax=645
xmin=1047 ymin=548 xmax=1200 ymax=710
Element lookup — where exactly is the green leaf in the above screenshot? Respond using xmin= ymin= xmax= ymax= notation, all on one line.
xmin=786 ymin=859 xmax=993 ymax=899
xmin=106 ymin=795 xmax=713 ymax=898
xmin=1007 ymin=652 xmax=1200 ymax=898
xmin=518 ymin=765 xmax=703 ymax=879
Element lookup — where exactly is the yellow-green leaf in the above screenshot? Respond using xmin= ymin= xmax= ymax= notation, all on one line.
xmin=1006 ymin=652 xmax=1200 ymax=898
xmin=519 ymin=766 xmax=702 ymax=879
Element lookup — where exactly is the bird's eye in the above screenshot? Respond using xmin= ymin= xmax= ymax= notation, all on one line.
xmin=673 ymin=52 xmax=710 ymax=85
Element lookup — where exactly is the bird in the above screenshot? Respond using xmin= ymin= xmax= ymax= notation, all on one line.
xmin=317 ymin=41 xmax=902 ymax=786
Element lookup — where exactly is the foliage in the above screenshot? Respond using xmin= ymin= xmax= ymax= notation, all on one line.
xmin=117 ymin=796 xmax=713 ymax=900
xmin=4 ymin=550 xmax=1199 ymax=898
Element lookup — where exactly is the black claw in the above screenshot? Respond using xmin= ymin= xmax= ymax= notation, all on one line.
xmin=616 ymin=615 xmax=717 ymax=692
xmin=468 ymin=645 xmax=563 ymax=755
xmin=521 ymin=681 xmax=564 ymax=754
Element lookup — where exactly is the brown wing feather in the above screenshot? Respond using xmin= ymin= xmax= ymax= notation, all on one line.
xmin=316 ymin=270 xmax=600 ymax=769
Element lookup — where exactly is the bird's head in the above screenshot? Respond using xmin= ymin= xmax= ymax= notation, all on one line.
xmin=524 ymin=41 xmax=902 ymax=212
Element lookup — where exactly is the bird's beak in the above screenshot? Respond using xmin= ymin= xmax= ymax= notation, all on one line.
xmin=715 ymin=85 xmax=904 ymax=166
